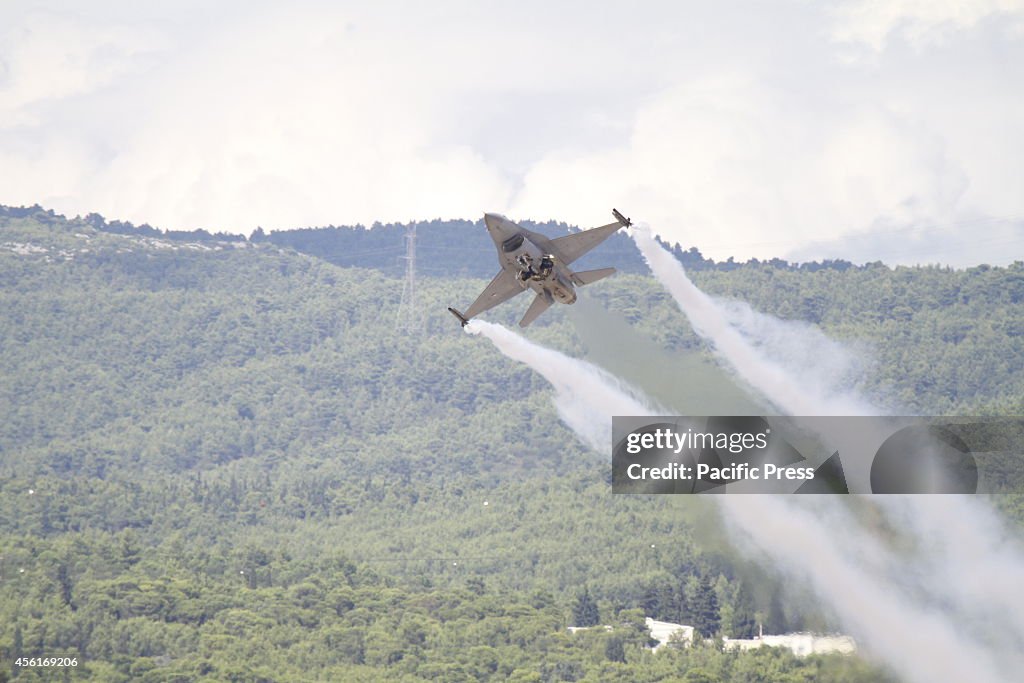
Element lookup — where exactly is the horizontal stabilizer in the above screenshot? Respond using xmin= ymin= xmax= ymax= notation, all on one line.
xmin=519 ymin=293 xmax=553 ymax=327
xmin=572 ymin=267 xmax=616 ymax=286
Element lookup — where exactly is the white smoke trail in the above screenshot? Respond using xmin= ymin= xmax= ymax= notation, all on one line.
xmin=703 ymin=258 xmax=1024 ymax=648
xmin=633 ymin=224 xmax=1024 ymax=648
xmin=715 ymin=297 xmax=874 ymax=413
xmin=463 ymin=314 xmax=1015 ymax=681
xmin=464 ymin=319 xmax=658 ymax=450
xmin=630 ymin=224 xmax=1022 ymax=682
xmin=630 ymin=224 xmax=871 ymax=417
xmin=724 ymin=496 xmax=1010 ymax=683
xmin=877 ymin=495 xmax=1024 ymax=650
xmin=720 ymin=502 xmax=1018 ymax=681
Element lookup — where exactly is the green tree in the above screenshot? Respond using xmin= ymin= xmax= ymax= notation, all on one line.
xmin=691 ymin=575 xmax=720 ymax=638
xmin=731 ymin=585 xmax=758 ymax=639
xmin=604 ymin=635 xmax=625 ymax=663
xmin=572 ymin=588 xmax=600 ymax=627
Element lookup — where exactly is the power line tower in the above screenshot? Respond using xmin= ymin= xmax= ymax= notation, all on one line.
xmin=395 ymin=223 xmax=421 ymax=334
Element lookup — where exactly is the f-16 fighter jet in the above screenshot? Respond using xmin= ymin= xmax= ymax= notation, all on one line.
xmin=448 ymin=209 xmax=632 ymax=328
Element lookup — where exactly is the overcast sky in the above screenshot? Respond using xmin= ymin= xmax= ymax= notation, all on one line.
xmin=2 ymin=0 xmax=1022 ymax=265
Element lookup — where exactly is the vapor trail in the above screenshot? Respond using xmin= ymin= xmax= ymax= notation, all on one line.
xmin=464 ymin=319 xmax=657 ymax=450
xmin=723 ymin=496 xmax=1011 ymax=683
xmin=877 ymin=495 xmax=1024 ymax=649
xmin=629 ymin=224 xmax=869 ymax=416
xmin=464 ymin=315 xmax=1015 ymax=681
xmin=629 ymin=224 xmax=1021 ymax=681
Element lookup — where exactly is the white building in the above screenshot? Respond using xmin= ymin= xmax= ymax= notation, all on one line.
xmin=645 ymin=618 xmax=695 ymax=651
xmin=724 ymin=632 xmax=857 ymax=656
xmin=644 ymin=618 xmax=856 ymax=657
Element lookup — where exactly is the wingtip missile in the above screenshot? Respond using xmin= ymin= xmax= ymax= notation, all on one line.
xmin=447 ymin=307 xmax=470 ymax=327
xmin=612 ymin=208 xmax=632 ymax=227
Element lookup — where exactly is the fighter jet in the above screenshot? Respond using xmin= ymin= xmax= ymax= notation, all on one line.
xmin=448 ymin=209 xmax=632 ymax=328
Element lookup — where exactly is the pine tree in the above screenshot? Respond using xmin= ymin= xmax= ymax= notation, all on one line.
xmin=604 ymin=635 xmax=625 ymax=663
xmin=671 ymin=583 xmax=689 ymax=624
xmin=57 ymin=563 xmax=74 ymax=609
xmin=691 ymin=575 xmax=720 ymax=638
xmin=730 ymin=585 xmax=758 ymax=639
xmin=573 ymin=588 xmax=600 ymax=627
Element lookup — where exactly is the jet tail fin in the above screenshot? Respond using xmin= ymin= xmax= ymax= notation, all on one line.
xmin=571 ymin=267 xmax=616 ymax=287
xmin=519 ymin=293 xmax=553 ymax=327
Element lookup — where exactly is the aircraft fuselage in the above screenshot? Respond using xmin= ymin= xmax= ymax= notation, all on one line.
xmin=485 ymin=213 xmax=576 ymax=305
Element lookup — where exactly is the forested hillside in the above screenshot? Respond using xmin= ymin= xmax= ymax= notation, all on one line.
xmin=1 ymin=206 xmax=1020 ymax=681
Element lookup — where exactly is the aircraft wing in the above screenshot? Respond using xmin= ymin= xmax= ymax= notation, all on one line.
xmin=463 ymin=269 xmax=525 ymax=320
xmin=545 ymin=220 xmax=625 ymax=265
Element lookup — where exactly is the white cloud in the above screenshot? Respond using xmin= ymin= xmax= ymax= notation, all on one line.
xmin=830 ymin=0 xmax=1024 ymax=54
xmin=0 ymin=11 xmax=165 ymax=125
xmin=0 ymin=1 xmax=1021 ymax=264
xmin=0 ymin=5 xmax=517 ymax=232
xmin=511 ymin=74 xmax=992 ymax=262
xmin=80 ymin=9 xmax=515 ymax=231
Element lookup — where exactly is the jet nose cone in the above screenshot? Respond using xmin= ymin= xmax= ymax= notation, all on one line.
xmin=483 ymin=212 xmax=517 ymax=244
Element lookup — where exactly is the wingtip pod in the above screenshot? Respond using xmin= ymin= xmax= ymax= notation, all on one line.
xmin=612 ymin=208 xmax=632 ymax=227
xmin=447 ymin=307 xmax=470 ymax=327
